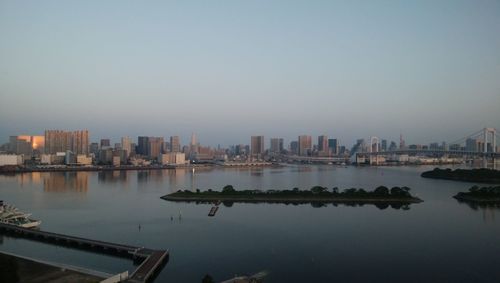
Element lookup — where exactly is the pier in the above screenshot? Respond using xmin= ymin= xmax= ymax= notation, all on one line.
xmin=0 ymin=222 xmax=169 ymax=283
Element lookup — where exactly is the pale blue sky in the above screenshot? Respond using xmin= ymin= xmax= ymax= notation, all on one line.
xmin=1 ymin=0 xmax=499 ymax=147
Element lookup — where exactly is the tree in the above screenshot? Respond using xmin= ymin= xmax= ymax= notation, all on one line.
xmin=202 ymin=274 xmax=214 ymax=283
xmin=374 ymin=186 xmax=389 ymax=196
xmin=222 ymin=185 xmax=235 ymax=194
xmin=311 ymin=186 xmax=327 ymax=194
xmin=332 ymin=187 xmax=339 ymax=194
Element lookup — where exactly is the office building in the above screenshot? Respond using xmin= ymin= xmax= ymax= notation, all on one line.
xmin=100 ymin=139 xmax=111 ymax=149
xmin=290 ymin=141 xmax=298 ymax=155
xmin=270 ymin=138 xmax=284 ymax=154
xmin=298 ymin=135 xmax=312 ymax=156
xmin=381 ymin=139 xmax=387 ymax=151
xmin=250 ymin=136 xmax=265 ymax=158
xmin=465 ymin=138 xmax=479 ymax=152
xmin=137 ymin=136 xmax=149 ymax=156
xmin=121 ymin=137 xmax=132 ymax=157
xmin=148 ymin=137 xmax=164 ymax=160
xmin=328 ymin=138 xmax=339 ymax=155
xmin=318 ymin=135 xmax=328 ymax=153
xmin=170 ymin=136 xmax=181 ymax=152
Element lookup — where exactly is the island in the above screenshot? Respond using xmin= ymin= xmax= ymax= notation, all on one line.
xmin=161 ymin=185 xmax=423 ymax=207
xmin=421 ymin=168 xmax=500 ymax=183
xmin=454 ymin=185 xmax=500 ymax=204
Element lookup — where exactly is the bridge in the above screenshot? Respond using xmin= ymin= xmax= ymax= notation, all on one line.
xmin=283 ymin=155 xmax=348 ymax=163
xmin=0 ymin=222 xmax=169 ymax=283
xmin=358 ymin=149 xmax=500 ymax=158
xmin=355 ymin=127 xmax=500 ymax=162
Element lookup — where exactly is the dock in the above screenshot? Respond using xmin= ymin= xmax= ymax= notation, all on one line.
xmin=0 ymin=222 xmax=169 ymax=283
xmin=208 ymin=206 xmax=219 ymax=216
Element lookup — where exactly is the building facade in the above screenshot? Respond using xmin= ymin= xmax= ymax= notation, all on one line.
xmin=298 ymin=135 xmax=312 ymax=156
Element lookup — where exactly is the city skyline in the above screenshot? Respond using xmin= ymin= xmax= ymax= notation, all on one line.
xmin=2 ymin=126 xmax=500 ymax=150
xmin=1 ymin=1 xmax=500 ymax=146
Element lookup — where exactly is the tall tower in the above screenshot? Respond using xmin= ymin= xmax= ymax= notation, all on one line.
xmin=170 ymin=136 xmax=181 ymax=152
xmin=318 ymin=135 xmax=328 ymax=153
xmin=191 ymin=133 xmax=197 ymax=146
xmin=251 ymin=136 xmax=265 ymax=159
xmin=298 ymin=135 xmax=312 ymax=156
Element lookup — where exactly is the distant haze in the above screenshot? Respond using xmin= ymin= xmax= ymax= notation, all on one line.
xmin=1 ymin=1 xmax=499 ymax=147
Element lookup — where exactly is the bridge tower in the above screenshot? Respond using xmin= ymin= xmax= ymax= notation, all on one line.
xmin=369 ymin=137 xmax=381 ymax=165
xmin=483 ymin=128 xmax=497 ymax=153
xmin=369 ymin=136 xmax=380 ymax=153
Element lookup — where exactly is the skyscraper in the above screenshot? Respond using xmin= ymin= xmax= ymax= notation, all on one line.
xmin=290 ymin=141 xmax=298 ymax=155
xmin=381 ymin=139 xmax=387 ymax=151
xmin=328 ymin=138 xmax=339 ymax=155
xmin=137 ymin=136 xmax=149 ymax=156
xmin=270 ymin=138 xmax=284 ymax=154
xmin=148 ymin=137 xmax=164 ymax=160
xmin=170 ymin=136 xmax=181 ymax=153
xmin=251 ymin=136 xmax=265 ymax=158
xmin=298 ymin=135 xmax=312 ymax=156
xmin=121 ymin=136 xmax=132 ymax=157
xmin=318 ymin=135 xmax=328 ymax=153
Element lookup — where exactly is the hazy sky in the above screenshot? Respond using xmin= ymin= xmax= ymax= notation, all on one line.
xmin=1 ymin=0 xmax=499 ymax=147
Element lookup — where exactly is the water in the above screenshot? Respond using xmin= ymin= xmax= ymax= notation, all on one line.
xmin=1 ymin=165 xmax=499 ymax=282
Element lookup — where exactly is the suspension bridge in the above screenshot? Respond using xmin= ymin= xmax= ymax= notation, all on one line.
xmin=356 ymin=127 xmax=500 ymax=159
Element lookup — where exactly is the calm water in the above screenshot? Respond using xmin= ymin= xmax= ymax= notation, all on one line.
xmin=1 ymin=165 xmax=499 ymax=282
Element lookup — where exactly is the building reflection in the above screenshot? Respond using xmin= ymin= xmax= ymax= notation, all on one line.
xmin=43 ymin=172 xmax=89 ymax=193
xmin=5 ymin=172 xmax=43 ymax=187
xmin=97 ymin=170 xmax=128 ymax=184
xmin=136 ymin=169 xmax=166 ymax=185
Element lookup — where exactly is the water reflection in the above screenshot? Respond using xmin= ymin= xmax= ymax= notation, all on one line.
xmin=98 ymin=171 xmax=128 ymax=184
xmin=43 ymin=172 xmax=89 ymax=193
xmin=165 ymin=200 xmax=415 ymax=210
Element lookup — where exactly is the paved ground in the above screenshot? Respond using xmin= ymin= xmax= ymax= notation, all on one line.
xmin=0 ymin=252 xmax=103 ymax=283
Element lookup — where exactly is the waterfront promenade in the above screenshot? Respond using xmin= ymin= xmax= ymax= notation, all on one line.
xmin=0 ymin=222 xmax=168 ymax=283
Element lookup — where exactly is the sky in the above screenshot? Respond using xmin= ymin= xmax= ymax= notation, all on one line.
xmin=1 ymin=0 xmax=499 ymax=147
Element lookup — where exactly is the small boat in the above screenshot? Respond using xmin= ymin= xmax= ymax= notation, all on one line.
xmin=0 ymin=200 xmax=41 ymax=229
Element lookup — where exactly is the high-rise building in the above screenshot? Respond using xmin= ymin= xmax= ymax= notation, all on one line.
xmin=399 ymin=134 xmax=406 ymax=150
xmin=270 ymin=138 xmax=284 ymax=154
xmin=121 ymin=137 xmax=132 ymax=157
xmin=251 ymin=136 xmax=265 ymax=158
xmin=100 ymin=139 xmax=111 ymax=149
xmin=72 ymin=130 xmax=89 ymax=155
xmin=44 ymin=130 xmax=89 ymax=155
xmin=298 ymin=135 xmax=312 ymax=156
xmin=328 ymin=139 xmax=339 ymax=155
xmin=89 ymin=143 xmax=99 ymax=154
xmin=148 ymin=137 xmax=164 ymax=160
xmin=137 ymin=136 xmax=149 ymax=156
xmin=170 ymin=136 xmax=181 ymax=153
xmin=9 ymin=136 xmax=33 ymax=156
xmin=290 ymin=141 xmax=298 ymax=155
xmin=191 ymin=133 xmax=197 ymax=146
xmin=318 ymin=135 xmax=328 ymax=153
xmin=389 ymin=141 xmax=398 ymax=151
xmin=381 ymin=139 xmax=387 ymax=151
xmin=465 ymin=138 xmax=479 ymax=152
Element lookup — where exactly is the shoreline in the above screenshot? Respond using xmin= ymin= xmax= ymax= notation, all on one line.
xmin=453 ymin=195 xmax=500 ymax=203
xmin=0 ymin=163 xmax=280 ymax=174
xmin=161 ymin=194 xmax=423 ymax=204
xmin=421 ymin=168 xmax=500 ymax=184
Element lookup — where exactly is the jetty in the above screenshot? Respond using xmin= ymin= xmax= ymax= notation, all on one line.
xmin=0 ymin=222 xmax=168 ymax=283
